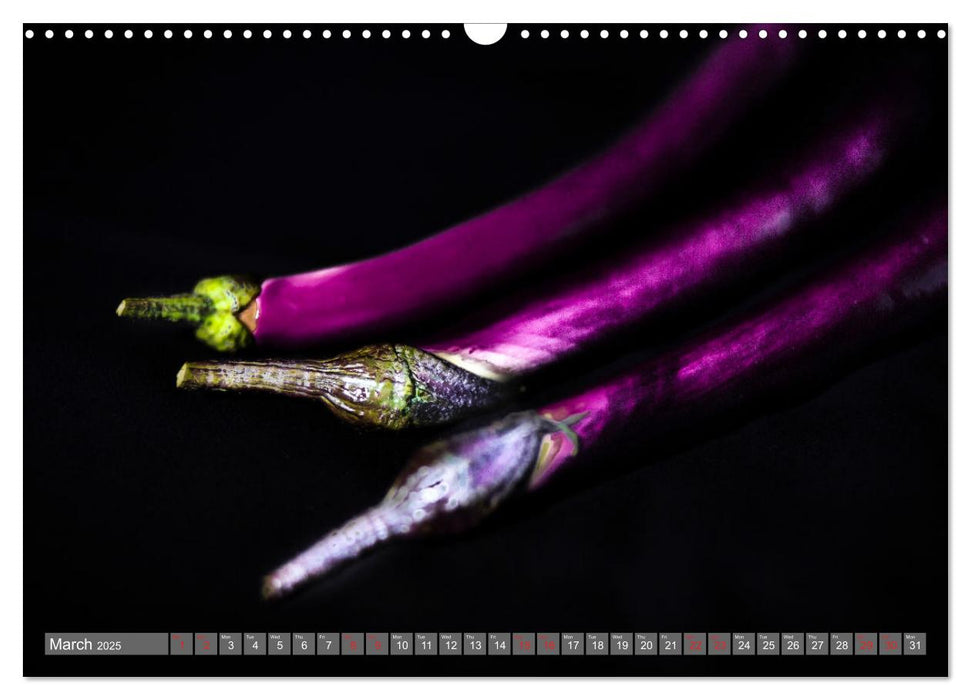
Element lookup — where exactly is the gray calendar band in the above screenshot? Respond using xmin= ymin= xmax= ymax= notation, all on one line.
xmin=43 ymin=631 xmax=928 ymax=656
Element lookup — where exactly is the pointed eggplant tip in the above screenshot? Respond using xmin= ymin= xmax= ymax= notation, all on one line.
xmin=175 ymin=363 xmax=191 ymax=389
xmin=261 ymin=575 xmax=284 ymax=601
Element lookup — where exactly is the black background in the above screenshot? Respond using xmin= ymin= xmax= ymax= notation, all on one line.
xmin=24 ymin=23 xmax=948 ymax=676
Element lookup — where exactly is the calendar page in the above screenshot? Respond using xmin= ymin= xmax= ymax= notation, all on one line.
xmin=23 ymin=20 xmax=947 ymax=677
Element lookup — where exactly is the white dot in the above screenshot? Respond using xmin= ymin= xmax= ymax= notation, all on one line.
xmin=400 ymin=29 xmax=409 ymax=39
xmin=561 ymin=29 xmax=569 ymax=39
xmin=660 ymin=29 xmax=668 ymax=39
xmin=125 ymin=29 xmax=133 ymax=39
xmin=819 ymin=29 xmax=827 ymax=39
xmin=739 ymin=29 xmax=748 ymax=38
xmin=25 ymin=29 xmax=33 ymax=39
xmin=838 ymin=29 xmax=847 ymax=39
xmin=719 ymin=29 xmax=728 ymax=39
xmin=600 ymin=29 xmax=608 ymax=39
xmin=898 ymin=29 xmax=906 ymax=39
xmin=184 ymin=29 xmax=193 ymax=39
xmin=383 ymin=29 xmax=391 ymax=39
xmin=858 ymin=29 xmax=866 ymax=39
xmin=85 ymin=29 xmax=93 ymax=39
xmin=778 ymin=29 xmax=787 ymax=38
xmin=541 ymin=29 xmax=549 ymax=39
xmin=45 ymin=29 xmax=53 ymax=39
xmin=422 ymin=29 xmax=430 ymax=39
xmin=759 ymin=29 xmax=767 ymax=38
xmin=65 ymin=29 xmax=73 ymax=39
xmin=620 ymin=29 xmax=629 ymax=39
xmin=442 ymin=29 xmax=450 ymax=39
xmin=283 ymin=29 xmax=291 ymax=39
xmin=362 ymin=29 xmax=371 ymax=39
xmin=680 ymin=29 xmax=688 ymax=39
xmin=699 ymin=29 xmax=708 ymax=39
xmin=263 ymin=29 xmax=272 ymax=39
xmin=580 ymin=29 xmax=589 ymax=39
xmin=798 ymin=29 xmax=807 ymax=39
xmin=223 ymin=30 xmax=232 ymax=39
xmin=918 ymin=29 xmax=926 ymax=39
xmin=324 ymin=30 xmax=332 ymax=39
xmin=105 ymin=29 xmax=113 ymax=38
xmin=143 ymin=29 xmax=152 ymax=39
xmin=878 ymin=29 xmax=886 ymax=39
xmin=342 ymin=29 xmax=351 ymax=39
xmin=938 ymin=29 xmax=946 ymax=39
xmin=521 ymin=29 xmax=529 ymax=38
xmin=164 ymin=29 xmax=173 ymax=39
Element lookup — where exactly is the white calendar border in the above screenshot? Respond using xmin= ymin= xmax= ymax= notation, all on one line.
xmin=2 ymin=0 xmax=964 ymax=697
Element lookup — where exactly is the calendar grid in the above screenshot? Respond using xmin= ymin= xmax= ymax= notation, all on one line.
xmin=43 ymin=632 xmax=926 ymax=657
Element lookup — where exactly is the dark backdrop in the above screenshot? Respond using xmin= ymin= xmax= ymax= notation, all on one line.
xmin=24 ymin=23 xmax=948 ymax=676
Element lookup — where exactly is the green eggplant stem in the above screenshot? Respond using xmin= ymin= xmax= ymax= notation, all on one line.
xmin=176 ymin=359 xmax=328 ymax=399
xmin=116 ymin=295 xmax=213 ymax=324
xmin=116 ymin=275 xmax=261 ymax=352
xmin=176 ymin=344 xmax=510 ymax=430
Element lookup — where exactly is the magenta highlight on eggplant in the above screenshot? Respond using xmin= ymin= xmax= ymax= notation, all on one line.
xmin=261 ymin=209 xmax=946 ymax=599
xmin=177 ymin=108 xmax=898 ymax=431
xmin=118 ymin=36 xmax=798 ymax=352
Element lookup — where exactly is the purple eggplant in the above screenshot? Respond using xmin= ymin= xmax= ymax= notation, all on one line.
xmin=178 ymin=114 xmax=894 ymax=429
xmin=262 ymin=209 xmax=946 ymax=598
xmin=118 ymin=37 xmax=795 ymax=351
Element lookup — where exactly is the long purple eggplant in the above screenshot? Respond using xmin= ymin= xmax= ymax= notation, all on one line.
xmin=261 ymin=210 xmax=946 ymax=598
xmin=117 ymin=37 xmax=795 ymax=352
xmin=177 ymin=114 xmax=893 ymax=429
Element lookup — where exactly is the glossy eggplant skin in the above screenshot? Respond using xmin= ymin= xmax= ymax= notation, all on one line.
xmin=530 ymin=210 xmax=947 ymax=487
xmin=183 ymin=114 xmax=894 ymax=430
xmin=253 ymin=38 xmax=795 ymax=347
xmin=263 ymin=211 xmax=946 ymax=596
xmin=425 ymin=116 xmax=892 ymax=379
